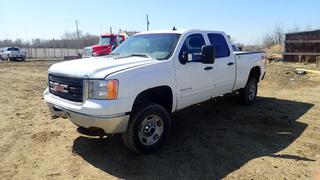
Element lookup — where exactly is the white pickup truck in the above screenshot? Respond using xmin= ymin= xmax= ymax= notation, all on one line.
xmin=44 ymin=29 xmax=266 ymax=153
xmin=0 ymin=47 xmax=26 ymax=61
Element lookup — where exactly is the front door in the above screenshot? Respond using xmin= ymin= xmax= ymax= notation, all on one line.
xmin=175 ymin=33 xmax=214 ymax=110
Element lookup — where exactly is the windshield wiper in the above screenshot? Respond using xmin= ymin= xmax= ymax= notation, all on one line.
xmin=114 ymin=53 xmax=152 ymax=59
xmin=129 ymin=53 xmax=151 ymax=58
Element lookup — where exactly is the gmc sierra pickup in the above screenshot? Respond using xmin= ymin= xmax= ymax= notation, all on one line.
xmin=0 ymin=47 xmax=26 ymax=61
xmin=44 ymin=29 xmax=266 ymax=153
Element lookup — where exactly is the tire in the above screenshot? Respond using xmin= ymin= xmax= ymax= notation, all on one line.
xmin=239 ymin=76 xmax=258 ymax=105
xmin=122 ymin=103 xmax=171 ymax=154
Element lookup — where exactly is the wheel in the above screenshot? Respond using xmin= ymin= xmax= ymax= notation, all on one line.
xmin=239 ymin=76 xmax=258 ymax=105
xmin=122 ymin=103 xmax=171 ymax=154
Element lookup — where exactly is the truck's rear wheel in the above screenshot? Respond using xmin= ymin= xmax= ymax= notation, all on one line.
xmin=122 ymin=103 xmax=171 ymax=154
xmin=239 ymin=76 xmax=258 ymax=105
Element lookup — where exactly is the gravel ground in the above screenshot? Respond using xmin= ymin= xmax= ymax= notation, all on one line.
xmin=0 ymin=60 xmax=319 ymax=180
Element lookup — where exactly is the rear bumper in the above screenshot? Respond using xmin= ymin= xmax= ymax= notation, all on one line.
xmin=47 ymin=103 xmax=129 ymax=134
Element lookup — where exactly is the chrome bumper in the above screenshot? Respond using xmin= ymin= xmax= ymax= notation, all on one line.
xmin=47 ymin=103 xmax=130 ymax=134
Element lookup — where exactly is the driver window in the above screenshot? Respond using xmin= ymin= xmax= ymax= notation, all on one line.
xmin=179 ymin=34 xmax=205 ymax=62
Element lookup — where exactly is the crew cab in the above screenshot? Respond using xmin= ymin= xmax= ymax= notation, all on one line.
xmin=44 ymin=29 xmax=266 ymax=153
xmin=82 ymin=34 xmax=126 ymax=58
xmin=0 ymin=47 xmax=26 ymax=61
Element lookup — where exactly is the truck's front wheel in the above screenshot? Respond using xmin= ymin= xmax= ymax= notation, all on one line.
xmin=239 ymin=76 xmax=258 ymax=105
xmin=122 ymin=103 xmax=171 ymax=154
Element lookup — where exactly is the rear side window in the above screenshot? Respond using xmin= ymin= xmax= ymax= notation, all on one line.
xmin=207 ymin=34 xmax=230 ymax=58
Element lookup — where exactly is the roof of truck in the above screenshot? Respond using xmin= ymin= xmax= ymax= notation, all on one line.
xmin=136 ymin=29 xmax=225 ymax=35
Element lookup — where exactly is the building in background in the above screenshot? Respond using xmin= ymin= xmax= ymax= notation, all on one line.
xmin=284 ymin=30 xmax=320 ymax=63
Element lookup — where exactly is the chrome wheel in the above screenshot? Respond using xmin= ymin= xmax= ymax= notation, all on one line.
xmin=138 ymin=114 xmax=164 ymax=146
xmin=248 ymin=81 xmax=257 ymax=101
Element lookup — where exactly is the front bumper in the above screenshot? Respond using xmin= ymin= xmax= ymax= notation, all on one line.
xmin=47 ymin=103 xmax=129 ymax=134
xmin=44 ymin=88 xmax=131 ymax=134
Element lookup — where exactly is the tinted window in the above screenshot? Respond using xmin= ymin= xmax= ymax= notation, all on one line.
xmin=8 ymin=47 xmax=19 ymax=51
xmin=179 ymin=34 xmax=205 ymax=62
xmin=207 ymin=34 xmax=230 ymax=58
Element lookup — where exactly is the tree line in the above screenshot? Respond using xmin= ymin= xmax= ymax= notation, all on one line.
xmin=0 ymin=31 xmax=99 ymax=49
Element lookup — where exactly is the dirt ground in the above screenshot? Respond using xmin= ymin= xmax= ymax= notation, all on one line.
xmin=0 ymin=60 xmax=319 ymax=180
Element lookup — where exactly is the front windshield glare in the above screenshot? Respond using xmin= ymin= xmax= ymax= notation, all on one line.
xmin=112 ymin=33 xmax=181 ymax=60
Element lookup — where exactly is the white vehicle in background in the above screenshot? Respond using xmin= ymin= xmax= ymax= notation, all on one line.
xmin=44 ymin=29 xmax=266 ymax=153
xmin=0 ymin=47 xmax=26 ymax=61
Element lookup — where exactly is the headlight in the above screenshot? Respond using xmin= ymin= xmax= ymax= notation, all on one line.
xmin=88 ymin=79 xmax=118 ymax=100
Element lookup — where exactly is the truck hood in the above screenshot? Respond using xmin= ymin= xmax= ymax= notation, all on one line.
xmin=48 ymin=56 xmax=157 ymax=79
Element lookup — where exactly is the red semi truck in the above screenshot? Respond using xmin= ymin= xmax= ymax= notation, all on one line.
xmin=82 ymin=34 xmax=126 ymax=58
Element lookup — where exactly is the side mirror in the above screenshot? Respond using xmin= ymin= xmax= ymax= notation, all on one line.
xmin=201 ymin=45 xmax=215 ymax=64
xmin=179 ymin=51 xmax=189 ymax=64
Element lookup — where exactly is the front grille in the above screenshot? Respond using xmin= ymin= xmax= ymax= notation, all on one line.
xmin=49 ymin=74 xmax=83 ymax=102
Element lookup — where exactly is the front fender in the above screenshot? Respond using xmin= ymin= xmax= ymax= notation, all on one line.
xmin=107 ymin=60 xmax=177 ymax=112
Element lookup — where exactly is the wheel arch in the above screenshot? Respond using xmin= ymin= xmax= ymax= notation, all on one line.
xmin=248 ymin=66 xmax=261 ymax=82
xmin=132 ymin=86 xmax=173 ymax=113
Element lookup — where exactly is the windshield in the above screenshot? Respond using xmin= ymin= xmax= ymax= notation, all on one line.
xmin=98 ymin=36 xmax=112 ymax=45
xmin=112 ymin=33 xmax=181 ymax=60
xmin=8 ymin=47 xmax=19 ymax=51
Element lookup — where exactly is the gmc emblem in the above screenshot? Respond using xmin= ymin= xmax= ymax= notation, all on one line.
xmin=50 ymin=82 xmax=68 ymax=93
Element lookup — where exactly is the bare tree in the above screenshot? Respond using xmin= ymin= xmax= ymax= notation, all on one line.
xmin=274 ymin=24 xmax=284 ymax=45
xmin=262 ymin=24 xmax=285 ymax=48
xmin=262 ymin=33 xmax=276 ymax=48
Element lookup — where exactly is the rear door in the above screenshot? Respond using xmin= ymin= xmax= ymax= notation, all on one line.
xmin=207 ymin=33 xmax=236 ymax=97
xmin=175 ymin=33 xmax=214 ymax=109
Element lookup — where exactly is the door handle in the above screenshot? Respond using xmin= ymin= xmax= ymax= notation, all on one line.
xmin=227 ymin=62 xmax=235 ymax=66
xmin=204 ymin=66 xmax=213 ymax=71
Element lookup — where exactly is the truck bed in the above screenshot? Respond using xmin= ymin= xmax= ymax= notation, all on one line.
xmin=233 ymin=51 xmax=266 ymax=91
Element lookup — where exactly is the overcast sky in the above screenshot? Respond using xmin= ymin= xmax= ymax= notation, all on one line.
xmin=1 ymin=0 xmax=319 ymax=45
